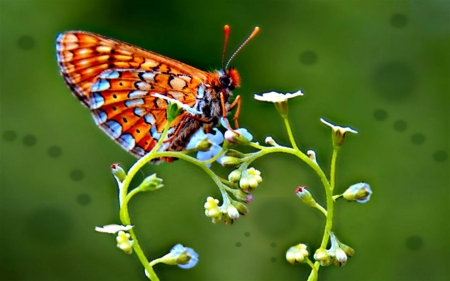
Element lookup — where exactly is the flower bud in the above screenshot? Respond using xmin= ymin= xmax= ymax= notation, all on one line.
xmin=224 ymin=149 xmax=246 ymax=158
xmin=314 ymin=248 xmax=332 ymax=266
xmin=334 ymin=247 xmax=347 ymax=266
xmin=224 ymin=128 xmax=253 ymax=145
xmin=239 ymin=167 xmax=262 ymax=190
xmin=343 ymin=182 xmax=372 ymax=203
xmin=232 ymin=201 xmax=249 ymax=215
xmin=339 ymin=243 xmax=355 ymax=257
xmin=306 ymin=150 xmax=317 ymax=164
xmin=116 ymin=231 xmax=133 ymax=254
xmin=136 ymin=173 xmax=164 ymax=192
xmin=230 ymin=188 xmax=250 ymax=202
xmin=286 ymin=243 xmax=309 ymax=264
xmin=204 ymin=197 xmax=222 ymax=219
xmin=228 ymin=170 xmax=242 ymax=182
xmin=220 ymin=156 xmax=242 ymax=167
xmin=111 ymin=163 xmax=126 ymax=183
xmin=265 ymin=136 xmax=277 ymax=146
xmin=166 ymin=101 xmax=184 ymax=123
xmin=226 ymin=205 xmax=240 ymax=220
xmin=157 ymin=244 xmax=199 ymax=269
xmin=295 ymin=186 xmax=318 ymax=207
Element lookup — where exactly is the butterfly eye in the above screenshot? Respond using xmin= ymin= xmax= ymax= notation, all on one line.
xmin=219 ymin=76 xmax=232 ymax=88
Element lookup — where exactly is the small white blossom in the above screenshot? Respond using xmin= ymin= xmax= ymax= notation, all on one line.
xmin=254 ymin=90 xmax=303 ymax=103
xmin=95 ymin=224 xmax=133 ymax=234
xmin=186 ymin=128 xmax=224 ymax=167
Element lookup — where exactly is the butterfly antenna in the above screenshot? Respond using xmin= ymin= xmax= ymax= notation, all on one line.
xmin=222 ymin=25 xmax=230 ymax=70
xmin=225 ymin=26 xmax=260 ymax=70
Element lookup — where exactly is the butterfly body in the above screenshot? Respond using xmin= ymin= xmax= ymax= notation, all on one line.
xmin=56 ymin=31 xmax=242 ymax=159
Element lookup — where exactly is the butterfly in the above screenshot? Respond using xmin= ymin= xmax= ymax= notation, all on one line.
xmin=56 ymin=26 xmax=259 ymax=161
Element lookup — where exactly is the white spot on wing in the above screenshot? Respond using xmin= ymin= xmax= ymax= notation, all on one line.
xmin=169 ymin=76 xmax=187 ymax=90
xmin=92 ymin=109 xmax=107 ymax=124
xmin=144 ymin=113 xmax=156 ymax=125
xmin=124 ymin=99 xmax=144 ymax=108
xmin=142 ymin=72 xmax=156 ymax=82
xmin=128 ymin=90 xmax=148 ymax=99
xmin=104 ymin=120 xmax=122 ymax=138
xmin=91 ymin=79 xmax=110 ymax=92
xmin=133 ymin=107 xmax=146 ymax=117
xmin=135 ymin=81 xmax=152 ymax=90
xmin=91 ymin=93 xmax=105 ymax=109
xmin=150 ymin=126 xmax=161 ymax=140
xmin=117 ymin=133 xmax=135 ymax=150
xmin=99 ymin=69 xmax=120 ymax=79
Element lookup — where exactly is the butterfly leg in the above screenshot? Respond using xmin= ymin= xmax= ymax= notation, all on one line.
xmin=163 ymin=113 xmax=213 ymax=143
xmin=220 ymin=93 xmax=241 ymax=134
xmin=226 ymin=95 xmax=242 ymax=128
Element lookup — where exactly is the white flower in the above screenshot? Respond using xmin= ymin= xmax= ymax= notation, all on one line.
xmin=170 ymin=244 xmax=199 ymax=269
xmin=254 ymin=90 xmax=303 ymax=103
xmin=224 ymin=128 xmax=253 ymax=144
xmin=186 ymin=128 xmax=224 ymax=167
xmin=320 ymin=118 xmax=358 ymax=147
xmin=95 ymin=224 xmax=133 ymax=234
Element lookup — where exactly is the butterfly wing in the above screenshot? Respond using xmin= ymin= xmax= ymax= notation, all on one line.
xmin=56 ymin=31 xmax=212 ymax=157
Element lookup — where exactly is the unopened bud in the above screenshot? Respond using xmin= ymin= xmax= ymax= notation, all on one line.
xmin=111 ymin=163 xmax=126 ymax=183
xmin=136 ymin=173 xmax=163 ymax=192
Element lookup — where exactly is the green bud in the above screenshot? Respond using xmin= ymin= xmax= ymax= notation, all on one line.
xmin=111 ymin=163 xmax=126 ymax=183
xmin=136 ymin=173 xmax=164 ymax=192
xmin=232 ymin=201 xmax=249 ymax=215
xmin=167 ymin=101 xmax=183 ymax=123
xmin=224 ymin=149 xmax=246 ymax=158
xmin=339 ymin=243 xmax=355 ymax=257
xmin=220 ymin=156 xmax=242 ymax=167
xmin=228 ymin=170 xmax=242 ymax=182
xmin=230 ymin=188 xmax=249 ymax=202
xmin=295 ymin=186 xmax=318 ymax=207
xmin=314 ymin=248 xmax=332 ymax=266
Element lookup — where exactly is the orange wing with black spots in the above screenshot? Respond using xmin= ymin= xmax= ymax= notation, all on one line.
xmin=56 ymin=28 xmax=258 ymax=160
xmin=56 ymin=31 xmax=212 ymax=158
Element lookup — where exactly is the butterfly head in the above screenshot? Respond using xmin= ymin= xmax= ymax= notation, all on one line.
xmin=219 ymin=68 xmax=241 ymax=91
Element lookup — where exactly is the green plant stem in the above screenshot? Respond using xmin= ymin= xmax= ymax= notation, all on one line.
xmin=313 ymin=203 xmax=328 ymax=217
xmin=329 ymin=148 xmax=339 ymax=192
xmin=247 ymin=144 xmax=329 ymax=190
xmin=282 ymin=116 xmax=300 ymax=151
xmin=120 ymin=194 xmax=159 ymax=281
xmin=118 ymin=121 xmax=172 ymax=281
xmin=307 ymin=147 xmax=340 ymax=281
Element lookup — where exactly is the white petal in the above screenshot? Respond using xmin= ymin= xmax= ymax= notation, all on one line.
xmin=95 ymin=224 xmax=133 ymax=234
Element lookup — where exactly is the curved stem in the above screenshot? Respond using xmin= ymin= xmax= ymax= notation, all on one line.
xmin=120 ymin=194 xmax=159 ymax=281
xmin=246 ymin=145 xmax=330 ymax=191
xmin=117 ymin=121 xmax=172 ymax=281
xmin=313 ymin=203 xmax=328 ymax=217
xmin=282 ymin=116 xmax=300 ymax=151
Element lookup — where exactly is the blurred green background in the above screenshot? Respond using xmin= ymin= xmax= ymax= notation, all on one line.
xmin=1 ymin=0 xmax=448 ymax=280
